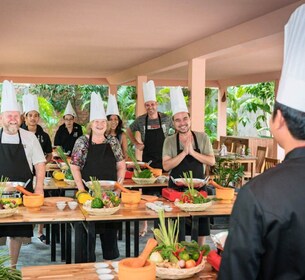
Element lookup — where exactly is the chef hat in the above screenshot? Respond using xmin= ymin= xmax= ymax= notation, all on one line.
xmin=1 ymin=80 xmax=19 ymax=113
xmin=63 ymin=100 xmax=76 ymax=117
xmin=22 ymin=93 xmax=39 ymax=115
xmin=106 ymin=93 xmax=120 ymax=116
xmin=170 ymin=86 xmax=188 ymax=116
xmin=143 ymin=80 xmax=156 ymax=103
xmin=90 ymin=92 xmax=106 ymax=122
xmin=277 ymin=4 xmax=305 ymax=112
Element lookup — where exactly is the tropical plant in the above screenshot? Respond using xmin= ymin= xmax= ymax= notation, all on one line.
xmin=212 ymin=157 xmax=244 ymax=188
xmin=0 ymin=250 xmax=22 ymax=280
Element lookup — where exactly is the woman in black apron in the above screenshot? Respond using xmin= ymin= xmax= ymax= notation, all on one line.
xmin=70 ymin=117 xmax=125 ymax=260
xmin=168 ymin=131 xmax=210 ymax=241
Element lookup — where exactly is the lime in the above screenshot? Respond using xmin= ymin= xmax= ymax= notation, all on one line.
xmin=179 ymin=251 xmax=190 ymax=261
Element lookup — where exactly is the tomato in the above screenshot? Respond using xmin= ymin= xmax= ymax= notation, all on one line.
xmin=185 ymin=259 xmax=196 ymax=268
xmin=179 ymin=251 xmax=190 ymax=261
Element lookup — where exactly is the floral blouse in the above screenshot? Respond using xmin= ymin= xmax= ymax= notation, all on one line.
xmin=70 ymin=135 xmax=124 ymax=169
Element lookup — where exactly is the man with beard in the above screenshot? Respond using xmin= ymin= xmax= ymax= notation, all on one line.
xmin=0 ymin=80 xmax=45 ymax=268
xmin=163 ymin=87 xmax=215 ymax=244
xmin=22 ymin=93 xmax=52 ymax=243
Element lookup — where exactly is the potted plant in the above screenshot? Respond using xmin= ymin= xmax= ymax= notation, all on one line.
xmin=210 ymin=158 xmax=244 ymax=202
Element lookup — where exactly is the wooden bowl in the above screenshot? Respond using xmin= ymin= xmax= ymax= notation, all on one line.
xmin=121 ymin=191 xmax=141 ymax=208
xmin=118 ymin=259 xmax=155 ymax=280
xmin=23 ymin=195 xmax=44 ymax=211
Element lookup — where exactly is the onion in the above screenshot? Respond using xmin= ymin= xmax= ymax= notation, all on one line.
xmin=149 ymin=252 xmax=163 ymax=263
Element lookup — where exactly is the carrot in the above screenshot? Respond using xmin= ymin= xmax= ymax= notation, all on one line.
xmin=209 ymin=179 xmax=227 ymax=190
xmin=144 ymin=164 xmax=162 ymax=177
xmin=114 ymin=182 xmax=132 ymax=193
xmin=16 ymin=186 xmax=40 ymax=196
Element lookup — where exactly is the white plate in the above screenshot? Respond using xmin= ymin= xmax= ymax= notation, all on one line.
xmin=126 ymin=161 xmax=146 ymax=168
xmin=96 ymin=268 xmax=112 ymax=274
xmin=111 ymin=261 xmax=119 ymax=269
xmin=94 ymin=263 xmax=109 ymax=269
xmin=173 ymin=178 xmax=206 ymax=188
xmin=98 ymin=275 xmax=114 ymax=280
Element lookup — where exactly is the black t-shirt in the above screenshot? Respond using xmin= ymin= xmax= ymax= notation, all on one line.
xmin=21 ymin=123 xmax=52 ymax=155
xmin=54 ymin=123 xmax=83 ymax=156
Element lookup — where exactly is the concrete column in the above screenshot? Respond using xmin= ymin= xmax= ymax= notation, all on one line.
xmin=108 ymin=85 xmax=118 ymax=96
xmin=136 ymin=76 xmax=147 ymax=117
xmin=217 ymin=87 xmax=227 ymax=139
xmin=188 ymin=58 xmax=206 ymax=132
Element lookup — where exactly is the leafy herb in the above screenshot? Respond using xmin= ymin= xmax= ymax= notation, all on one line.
xmin=0 ymin=249 xmax=22 ymax=280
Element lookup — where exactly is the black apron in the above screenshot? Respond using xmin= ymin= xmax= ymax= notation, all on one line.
xmin=81 ymin=133 xmax=119 ymax=260
xmin=0 ymin=129 xmax=33 ymax=237
xmin=168 ymin=131 xmax=209 ymax=236
xmin=169 ymin=131 xmax=204 ymax=190
xmin=142 ymin=113 xmax=165 ymax=169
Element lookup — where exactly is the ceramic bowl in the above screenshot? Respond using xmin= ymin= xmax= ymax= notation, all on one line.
xmin=121 ymin=191 xmax=141 ymax=208
xmin=22 ymin=195 xmax=44 ymax=211
xmin=67 ymin=201 xmax=78 ymax=210
xmin=56 ymin=202 xmax=66 ymax=211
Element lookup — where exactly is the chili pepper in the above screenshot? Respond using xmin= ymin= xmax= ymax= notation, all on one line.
xmin=206 ymin=250 xmax=221 ymax=271
xmin=173 ymin=246 xmax=185 ymax=258
xmin=195 ymin=250 xmax=204 ymax=266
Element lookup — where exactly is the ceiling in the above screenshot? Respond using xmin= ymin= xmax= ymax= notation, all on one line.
xmin=0 ymin=0 xmax=304 ymax=86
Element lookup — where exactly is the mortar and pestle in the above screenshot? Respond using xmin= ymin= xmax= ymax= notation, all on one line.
xmin=118 ymin=238 xmax=158 ymax=280
xmin=115 ymin=182 xmax=141 ymax=208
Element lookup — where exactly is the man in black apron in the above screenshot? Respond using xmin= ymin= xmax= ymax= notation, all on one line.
xmin=0 ymin=80 xmax=46 ymax=268
xmin=126 ymin=80 xmax=173 ymax=170
xmin=163 ymin=87 xmax=215 ymax=245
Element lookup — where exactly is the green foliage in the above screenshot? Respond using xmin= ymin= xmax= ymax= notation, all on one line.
xmin=204 ymin=88 xmax=218 ymax=142
xmin=213 ymin=157 xmax=244 ymax=188
xmin=0 ymin=250 xmax=22 ymax=280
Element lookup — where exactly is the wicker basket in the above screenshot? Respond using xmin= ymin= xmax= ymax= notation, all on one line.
xmin=156 ymin=258 xmax=205 ymax=279
xmin=0 ymin=207 xmax=18 ymax=218
xmin=64 ymin=179 xmax=76 ymax=186
xmin=83 ymin=205 xmax=120 ymax=216
xmin=132 ymin=177 xmax=157 ymax=185
xmin=174 ymin=201 xmax=212 ymax=212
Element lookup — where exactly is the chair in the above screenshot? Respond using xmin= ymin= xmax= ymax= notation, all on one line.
xmin=212 ymin=140 xmax=220 ymax=150
xmin=244 ymin=146 xmax=268 ymax=178
xmin=264 ymin=157 xmax=280 ymax=171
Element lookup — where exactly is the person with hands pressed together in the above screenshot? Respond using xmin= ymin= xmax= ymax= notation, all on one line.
xmin=70 ymin=92 xmax=125 ymax=260
xmin=219 ymin=5 xmax=305 ymax=279
xmin=163 ymin=87 xmax=215 ymax=245
xmin=0 ymin=80 xmax=46 ymax=268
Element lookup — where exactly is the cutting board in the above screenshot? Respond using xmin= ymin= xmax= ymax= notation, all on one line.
xmin=141 ymin=195 xmax=159 ymax=202
xmin=44 ymin=197 xmax=74 ymax=206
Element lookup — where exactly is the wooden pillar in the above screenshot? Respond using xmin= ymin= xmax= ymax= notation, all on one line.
xmin=188 ymin=58 xmax=206 ymax=132
xmin=217 ymin=87 xmax=227 ymax=139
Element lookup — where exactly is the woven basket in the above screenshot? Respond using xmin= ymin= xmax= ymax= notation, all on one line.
xmin=174 ymin=201 xmax=212 ymax=212
xmin=132 ymin=177 xmax=157 ymax=185
xmin=156 ymin=258 xmax=205 ymax=279
xmin=0 ymin=207 xmax=18 ymax=218
xmin=64 ymin=179 xmax=76 ymax=186
xmin=83 ymin=205 xmax=120 ymax=216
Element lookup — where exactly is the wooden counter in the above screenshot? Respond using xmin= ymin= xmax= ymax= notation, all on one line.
xmin=22 ymin=261 xmax=217 ymax=280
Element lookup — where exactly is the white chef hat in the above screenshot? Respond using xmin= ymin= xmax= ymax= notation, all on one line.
xmin=1 ymin=80 xmax=19 ymax=113
xmin=22 ymin=93 xmax=39 ymax=115
xmin=143 ymin=80 xmax=156 ymax=103
xmin=170 ymin=86 xmax=188 ymax=116
xmin=63 ymin=100 xmax=76 ymax=117
xmin=277 ymin=4 xmax=305 ymax=112
xmin=90 ymin=92 xmax=106 ymax=122
xmin=106 ymin=93 xmax=120 ymax=116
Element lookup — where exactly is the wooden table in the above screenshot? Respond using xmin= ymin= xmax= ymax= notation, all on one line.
xmin=22 ymin=261 xmax=217 ymax=280
xmin=82 ymin=201 xmax=190 ymax=262
xmin=0 ymin=205 xmax=86 ymax=264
